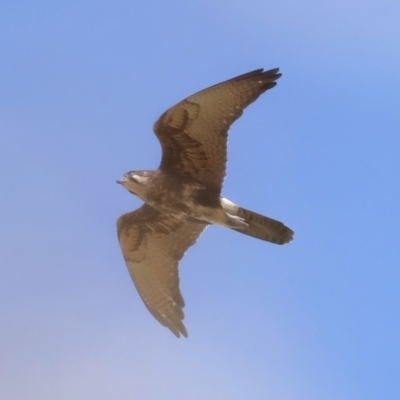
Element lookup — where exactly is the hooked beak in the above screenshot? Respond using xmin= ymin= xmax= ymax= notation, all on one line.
xmin=116 ymin=176 xmax=128 ymax=185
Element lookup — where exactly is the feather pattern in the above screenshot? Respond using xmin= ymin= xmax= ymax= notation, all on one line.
xmin=153 ymin=68 xmax=281 ymax=192
xmin=117 ymin=204 xmax=207 ymax=337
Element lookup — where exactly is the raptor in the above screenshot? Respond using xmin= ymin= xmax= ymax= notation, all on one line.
xmin=117 ymin=68 xmax=293 ymax=338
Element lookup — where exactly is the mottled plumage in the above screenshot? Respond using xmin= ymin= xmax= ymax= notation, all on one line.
xmin=117 ymin=68 xmax=293 ymax=337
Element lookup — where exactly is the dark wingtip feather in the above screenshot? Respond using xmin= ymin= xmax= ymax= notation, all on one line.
xmin=246 ymin=68 xmax=282 ymax=94
xmin=168 ymin=322 xmax=188 ymax=338
xmin=264 ymin=67 xmax=280 ymax=75
xmin=233 ymin=67 xmax=281 ymax=82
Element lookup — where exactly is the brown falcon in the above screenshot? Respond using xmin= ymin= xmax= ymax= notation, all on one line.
xmin=116 ymin=68 xmax=293 ymax=338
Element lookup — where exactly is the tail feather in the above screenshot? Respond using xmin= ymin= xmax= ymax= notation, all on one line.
xmin=233 ymin=206 xmax=293 ymax=245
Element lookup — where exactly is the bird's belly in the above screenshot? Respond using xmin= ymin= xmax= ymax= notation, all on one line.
xmin=146 ymin=192 xmax=193 ymax=217
xmin=145 ymin=192 xmax=220 ymax=222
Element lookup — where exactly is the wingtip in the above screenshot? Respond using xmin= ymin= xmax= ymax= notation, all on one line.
xmin=232 ymin=67 xmax=281 ymax=82
xmin=262 ymin=68 xmax=282 ymax=81
xmin=265 ymin=67 xmax=280 ymax=74
xmin=255 ymin=68 xmax=282 ymax=92
xmin=169 ymin=324 xmax=188 ymax=338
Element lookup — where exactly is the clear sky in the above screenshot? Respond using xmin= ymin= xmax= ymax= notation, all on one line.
xmin=1 ymin=1 xmax=399 ymax=399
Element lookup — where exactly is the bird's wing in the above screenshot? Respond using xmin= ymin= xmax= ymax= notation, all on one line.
xmin=153 ymin=68 xmax=281 ymax=191
xmin=117 ymin=204 xmax=207 ymax=338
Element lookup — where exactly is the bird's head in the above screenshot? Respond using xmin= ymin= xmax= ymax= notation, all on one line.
xmin=116 ymin=170 xmax=151 ymax=200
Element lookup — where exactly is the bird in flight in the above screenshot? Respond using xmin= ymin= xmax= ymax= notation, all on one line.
xmin=117 ymin=68 xmax=293 ymax=338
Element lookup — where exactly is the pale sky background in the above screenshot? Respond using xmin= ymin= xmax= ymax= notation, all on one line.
xmin=1 ymin=1 xmax=399 ymax=399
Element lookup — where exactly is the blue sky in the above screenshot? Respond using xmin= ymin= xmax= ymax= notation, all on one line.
xmin=1 ymin=1 xmax=399 ymax=399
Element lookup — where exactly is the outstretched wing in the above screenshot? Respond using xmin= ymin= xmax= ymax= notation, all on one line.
xmin=153 ymin=68 xmax=281 ymax=191
xmin=117 ymin=204 xmax=207 ymax=338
